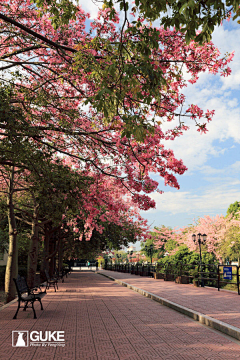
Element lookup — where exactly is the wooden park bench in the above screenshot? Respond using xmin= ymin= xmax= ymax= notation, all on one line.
xmin=45 ymin=269 xmax=58 ymax=292
xmin=13 ymin=275 xmax=46 ymax=319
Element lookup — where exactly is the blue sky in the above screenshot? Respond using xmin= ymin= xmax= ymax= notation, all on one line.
xmin=78 ymin=1 xmax=240 ymax=232
xmin=146 ymin=20 xmax=240 ymax=230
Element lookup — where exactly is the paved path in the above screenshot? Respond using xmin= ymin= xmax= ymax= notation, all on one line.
xmin=99 ymin=270 xmax=240 ymax=331
xmin=0 ymin=271 xmax=240 ymax=359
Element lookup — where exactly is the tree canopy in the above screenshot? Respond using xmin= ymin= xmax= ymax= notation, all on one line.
xmin=0 ymin=0 xmax=236 ymax=301
xmin=104 ymin=0 xmax=240 ymax=44
xmin=29 ymin=0 xmax=240 ymax=45
xmin=227 ymin=201 xmax=240 ymax=219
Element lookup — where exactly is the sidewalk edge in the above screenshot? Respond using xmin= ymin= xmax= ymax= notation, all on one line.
xmin=0 ymin=298 xmax=17 ymax=311
xmin=96 ymin=271 xmax=240 ymax=341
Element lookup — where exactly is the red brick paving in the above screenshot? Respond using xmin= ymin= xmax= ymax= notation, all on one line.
xmin=100 ymin=270 xmax=240 ymax=329
xmin=0 ymin=271 xmax=239 ymax=359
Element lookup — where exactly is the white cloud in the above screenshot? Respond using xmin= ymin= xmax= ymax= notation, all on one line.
xmin=161 ymin=23 xmax=240 ymax=172
xmin=200 ymin=166 xmax=225 ymax=175
xmin=78 ymin=0 xmax=100 ymax=18
xmin=149 ymin=181 xmax=240 ymax=215
xmin=228 ymin=98 xmax=238 ymax=108
xmin=230 ymin=161 xmax=240 ymax=172
xmin=212 ymin=25 xmax=240 ymax=91
xmin=200 ymin=161 xmax=240 ymax=176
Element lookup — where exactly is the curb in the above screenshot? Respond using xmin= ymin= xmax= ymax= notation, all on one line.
xmin=97 ymin=271 xmax=240 ymax=342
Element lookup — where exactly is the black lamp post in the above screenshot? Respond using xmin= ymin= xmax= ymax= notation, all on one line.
xmin=116 ymin=254 xmax=122 ymax=263
xmin=192 ymin=233 xmax=207 ymax=287
xmin=145 ymin=244 xmax=154 ymax=264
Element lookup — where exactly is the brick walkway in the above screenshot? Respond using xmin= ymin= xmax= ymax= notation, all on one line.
xmin=0 ymin=271 xmax=240 ymax=359
xmin=99 ymin=270 xmax=240 ymax=330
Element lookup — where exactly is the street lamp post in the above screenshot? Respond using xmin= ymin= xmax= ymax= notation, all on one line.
xmin=109 ymin=255 xmax=112 ymax=269
xmin=145 ymin=244 xmax=154 ymax=264
xmin=192 ymin=233 xmax=207 ymax=287
xmin=150 ymin=244 xmax=154 ymax=265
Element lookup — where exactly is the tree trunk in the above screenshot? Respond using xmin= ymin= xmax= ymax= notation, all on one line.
xmin=40 ymin=224 xmax=50 ymax=282
xmin=5 ymin=166 xmax=18 ymax=303
xmin=58 ymin=237 xmax=63 ymax=270
xmin=49 ymin=234 xmax=55 ymax=277
xmin=27 ymin=202 xmax=39 ymax=288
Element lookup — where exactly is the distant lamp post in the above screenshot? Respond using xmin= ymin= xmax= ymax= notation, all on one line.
xmin=116 ymin=254 xmax=122 ymax=263
xmin=192 ymin=233 xmax=207 ymax=287
xmin=145 ymin=244 xmax=154 ymax=265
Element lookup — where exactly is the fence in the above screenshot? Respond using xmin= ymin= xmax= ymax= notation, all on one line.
xmin=218 ymin=265 xmax=240 ymax=294
xmin=106 ymin=263 xmax=155 ymax=277
xmin=74 ymin=262 xmax=99 ymax=271
xmin=104 ymin=262 xmax=240 ymax=294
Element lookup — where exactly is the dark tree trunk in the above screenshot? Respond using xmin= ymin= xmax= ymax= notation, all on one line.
xmin=40 ymin=223 xmax=50 ymax=282
xmin=58 ymin=237 xmax=63 ymax=270
xmin=27 ymin=201 xmax=39 ymax=288
xmin=49 ymin=234 xmax=55 ymax=277
xmin=5 ymin=166 xmax=18 ymax=303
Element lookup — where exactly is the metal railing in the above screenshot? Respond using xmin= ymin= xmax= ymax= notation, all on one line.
xmin=104 ymin=262 xmax=240 ymax=294
xmin=106 ymin=263 xmax=156 ymax=277
xmin=218 ymin=265 xmax=240 ymax=294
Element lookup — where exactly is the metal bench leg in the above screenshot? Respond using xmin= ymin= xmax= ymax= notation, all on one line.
xmin=31 ymin=302 xmax=37 ymax=319
xmin=13 ymin=300 xmax=21 ymax=319
xmin=38 ymin=298 xmax=44 ymax=310
xmin=23 ymin=301 xmax=28 ymax=311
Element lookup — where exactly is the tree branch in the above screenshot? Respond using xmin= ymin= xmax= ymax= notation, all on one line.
xmin=0 ymin=13 xmax=77 ymax=53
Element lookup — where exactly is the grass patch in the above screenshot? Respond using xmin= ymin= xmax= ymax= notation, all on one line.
xmin=221 ymin=283 xmax=238 ymax=292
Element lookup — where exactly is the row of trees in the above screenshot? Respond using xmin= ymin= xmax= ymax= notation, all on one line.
xmin=0 ymin=0 xmax=236 ymax=302
xmin=0 ymin=149 xmax=148 ymax=302
xmin=148 ymin=202 xmax=240 ymax=264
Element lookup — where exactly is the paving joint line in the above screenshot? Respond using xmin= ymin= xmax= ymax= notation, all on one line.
xmin=96 ymin=271 xmax=240 ymax=342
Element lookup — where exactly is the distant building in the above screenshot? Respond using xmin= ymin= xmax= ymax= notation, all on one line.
xmin=128 ymin=245 xmax=136 ymax=252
